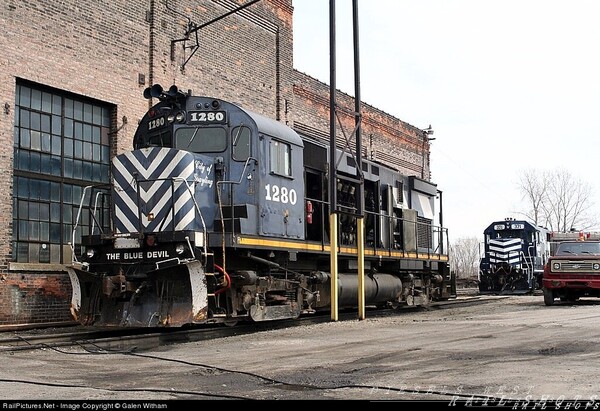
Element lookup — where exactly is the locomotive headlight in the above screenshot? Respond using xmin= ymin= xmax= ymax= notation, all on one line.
xmin=594 ymin=263 xmax=600 ymax=270
xmin=86 ymin=249 xmax=96 ymax=259
xmin=553 ymin=262 xmax=561 ymax=270
xmin=175 ymin=244 xmax=186 ymax=255
xmin=167 ymin=114 xmax=175 ymax=123
xmin=175 ymin=112 xmax=185 ymax=122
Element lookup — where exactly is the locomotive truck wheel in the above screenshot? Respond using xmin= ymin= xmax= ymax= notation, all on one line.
xmin=543 ymin=288 xmax=555 ymax=306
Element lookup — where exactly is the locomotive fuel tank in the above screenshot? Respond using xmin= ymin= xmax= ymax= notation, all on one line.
xmin=311 ymin=272 xmax=403 ymax=307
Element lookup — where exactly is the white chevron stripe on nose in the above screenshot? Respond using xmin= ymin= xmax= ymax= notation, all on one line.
xmin=112 ymin=148 xmax=196 ymax=233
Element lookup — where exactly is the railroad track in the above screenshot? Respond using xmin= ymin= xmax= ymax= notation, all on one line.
xmin=0 ymin=295 xmax=499 ymax=353
xmin=428 ymin=294 xmax=511 ymax=309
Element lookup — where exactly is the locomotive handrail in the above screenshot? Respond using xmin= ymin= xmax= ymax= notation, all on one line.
xmin=90 ymin=190 xmax=106 ymax=236
xmin=216 ymin=156 xmax=258 ymax=187
xmin=518 ymin=251 xmax=531 ymax=274
xmin=69 ymin=183 xmax=113 ymax=265
xmin=524 ymin=246 xmax=535 ymax=273
xmin=215 ymin=156 xmax=258 ymax=273
xmin=138 ymin=176 xmax=208 ymax=258
xmin=172 ymin=176 xmax=208 ymax=259
xmin=117 ymin=174 xmax=210 ymax=259
xmin=215 ymin=156 xmax=258 ymax=229
xmin=360 ymin=208 xmax=448 ymax=257
xmin=70 ymin=185 xmax=94 ymax=264
xmin=432 ymin=226 xmax=449 ymax=256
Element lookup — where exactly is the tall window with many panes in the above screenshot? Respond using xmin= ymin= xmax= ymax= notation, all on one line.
xmin=13 ymin=81 xmax=112 ymax=264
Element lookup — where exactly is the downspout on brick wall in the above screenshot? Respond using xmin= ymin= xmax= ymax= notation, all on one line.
xmin=148 ymin=0 xmax=156 ymax=109
xmin=275 ymin=25 xmax=281 ymax=121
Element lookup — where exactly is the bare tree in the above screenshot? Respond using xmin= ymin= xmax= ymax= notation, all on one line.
xmin=450 ymin=237 xmax=480 ymax=280
xmin=518 ymin=168 xmax=549 ymax=226
xmin=518 ymin=168 xmax=598 ymax=232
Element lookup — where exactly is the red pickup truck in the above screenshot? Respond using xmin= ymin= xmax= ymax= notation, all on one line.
xmin=542 ymin=240 xmax=600 ymax=305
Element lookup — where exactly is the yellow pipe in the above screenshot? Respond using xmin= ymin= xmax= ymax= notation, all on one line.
xmin=357 ymin=217 xmax=365 ymax=320
xmin=330 ymin=213 xmax=338 ymax=321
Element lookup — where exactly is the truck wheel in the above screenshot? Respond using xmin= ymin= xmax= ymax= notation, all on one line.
xmin=543 ymin=288 xmax=554 ymax=306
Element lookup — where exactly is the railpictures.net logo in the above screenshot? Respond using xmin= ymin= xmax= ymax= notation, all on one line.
xmin=452 ymin=395 xmax=600 ymax=409
xmin=2 ymin=403 xmax=169 ymax=410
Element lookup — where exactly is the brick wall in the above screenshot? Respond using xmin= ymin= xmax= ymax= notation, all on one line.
xmin=0 ymin=272 xmax=72 ymax=325
xmin=291 ymin=71 xmax=431 ymax=178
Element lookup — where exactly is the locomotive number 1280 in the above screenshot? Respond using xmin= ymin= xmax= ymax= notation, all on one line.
xmin=265 ymin=184 xmax=297 ymax=205
xmin=189 ymin=111 xmax=226 ymax=123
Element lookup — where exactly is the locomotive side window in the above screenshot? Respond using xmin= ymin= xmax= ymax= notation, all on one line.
xmin=270 ymin=140 xmax=291 ymax=177
xmin=232 ymin=126 xmax=251 ymax=160
xmin=174 ymin=127 xmax=226 ymax=152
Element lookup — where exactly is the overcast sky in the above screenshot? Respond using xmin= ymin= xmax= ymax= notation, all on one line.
xmin=292 ymin=0 xmax=600 ymax=240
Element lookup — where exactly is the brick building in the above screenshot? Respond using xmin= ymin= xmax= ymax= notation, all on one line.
xmin=0 ymin=0 xmax=432 ymax=326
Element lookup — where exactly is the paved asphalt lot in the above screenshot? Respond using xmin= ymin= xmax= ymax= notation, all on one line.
xmin=1 ymin=294 xmax=600 ymax=405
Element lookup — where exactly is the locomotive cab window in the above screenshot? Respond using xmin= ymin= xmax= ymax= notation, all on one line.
xmin=145 ymin=130 xmax=172 ymax=148
xmin=174 ymin=127 xmax=226 ymax=152
xmin=269 ymin=139 xmax=291 ymax=177
xmin=232 ymin=126 xmax=251 ymax=160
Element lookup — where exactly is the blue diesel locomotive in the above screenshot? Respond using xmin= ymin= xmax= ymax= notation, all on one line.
xmin=66 ymin=85 xmax=454 ymax=327
xmin=479 ymin=218 xmax=550 ymax=293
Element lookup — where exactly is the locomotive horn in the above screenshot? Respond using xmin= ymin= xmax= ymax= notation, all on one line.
xmin=167 ymin=85 xmax=179 ymax=97
xmin=150 ymin=84 xmax=164 ymax=98
xmin=143 ymin=84 xmax=164 ymax=99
